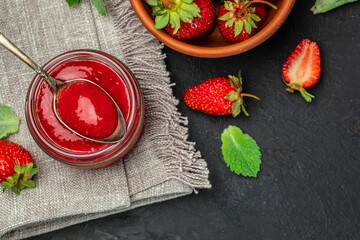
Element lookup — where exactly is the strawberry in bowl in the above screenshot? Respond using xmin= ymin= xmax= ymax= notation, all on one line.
xmin=147 ymin=0 xmax=217 ymax=40
xmin=131 ymin=0 xmax=294 ymax=57
xmin=218 ymin=0 xmax=277 ymax=43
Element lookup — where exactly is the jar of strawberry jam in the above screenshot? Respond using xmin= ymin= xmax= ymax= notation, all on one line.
xmin=25 ymin=50 xmax=145 ymax=169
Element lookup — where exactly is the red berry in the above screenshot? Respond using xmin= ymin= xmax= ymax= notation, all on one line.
xmin=184 ymin=72 xmax=260 ymax=117
xmin=151 ymin=0 xmax=216 ymax=40
xmin=282 ymin=39 xmax=321 ymax=102
xmin=218 ymin=0 xmax=276 ymax=43
xmin=0 ymin=140 xmax=38 ymax=195
xmin=166 ymin=0 xmax=216 ymax=40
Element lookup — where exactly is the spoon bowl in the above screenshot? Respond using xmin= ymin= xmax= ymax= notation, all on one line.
xmin=53 ymin=78 xmax=127 ymax=143
xmin=0 ymin=32 xmax=127 ymax=143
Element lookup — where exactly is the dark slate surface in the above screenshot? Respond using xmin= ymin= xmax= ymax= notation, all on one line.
xmin=28 ymin=1 xmax=360 ymax=239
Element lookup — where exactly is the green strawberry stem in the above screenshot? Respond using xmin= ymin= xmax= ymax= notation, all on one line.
xmin=1 ymin=163 xmax=39 ymax=195
xmin=240 ymin=0 xmax=277 ymax=15
xmin=299 ymin=88 xmax=315 ymax=102
xmin=241 ymin=93 xmax=261 ymax=101
xmin=225 ymin=72 xmax=260 ymax=117
xmin=284 ymin=81 xmax=315 ymax=103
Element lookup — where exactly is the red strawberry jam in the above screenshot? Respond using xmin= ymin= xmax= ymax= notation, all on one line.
xmin=35 ymin=59 xmax=131 ymax=152
xmin=57 ymin=81 xmax=118 ymax=139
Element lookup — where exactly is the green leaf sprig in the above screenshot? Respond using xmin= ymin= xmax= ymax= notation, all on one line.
xmin=311 ymin=0 xmax=358 ymax=14
xmin=221 ymin=126 xmax=261 ymax=177
xmin=66 ymin=0 xmax=107 ymax=16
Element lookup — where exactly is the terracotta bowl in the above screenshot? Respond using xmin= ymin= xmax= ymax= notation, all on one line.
xmin=130 ymin=0 xmax=296 ymax=58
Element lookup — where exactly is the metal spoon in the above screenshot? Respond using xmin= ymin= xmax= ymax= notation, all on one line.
xmin=0 ymin=32 xmax=126 ymax=143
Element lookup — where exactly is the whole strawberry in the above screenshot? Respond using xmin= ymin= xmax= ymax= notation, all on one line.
xmin=148 ymin=0 xmax=216 ymax=40
xmin=0 ymin=140 xmax=38 ymax=195
xmin=184 ymin=71 xmax=260 ymax=116
xmin=218 ymin=0 xmax=277 ymax=43
xmin=282 ymin=39 xmax=321 ymax=102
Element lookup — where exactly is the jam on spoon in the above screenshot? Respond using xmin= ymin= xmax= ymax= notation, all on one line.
xmin=57 ymin=81 xmax=119 ymax=139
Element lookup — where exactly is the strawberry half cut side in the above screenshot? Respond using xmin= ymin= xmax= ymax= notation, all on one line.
xmin=282 ymin=39 xmax=321 ymax=102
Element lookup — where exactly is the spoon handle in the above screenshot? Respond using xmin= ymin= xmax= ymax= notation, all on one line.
xmin=0 ymin=32 xmax=57 ymax=89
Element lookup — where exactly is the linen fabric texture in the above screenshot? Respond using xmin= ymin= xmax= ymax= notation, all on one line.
xmin=0 ymin=0 xmax=210 ymax=239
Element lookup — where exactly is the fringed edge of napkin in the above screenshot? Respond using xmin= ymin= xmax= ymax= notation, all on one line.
xmin=111 ymin=2 xmax=211 ymax=190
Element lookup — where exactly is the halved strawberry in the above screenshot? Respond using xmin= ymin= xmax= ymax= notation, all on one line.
xmin=282 ymin=39 xmax=321 ymax=102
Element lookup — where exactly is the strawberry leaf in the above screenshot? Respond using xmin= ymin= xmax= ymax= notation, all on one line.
xmin=250 ymin=13 xmax=261 ymax=22
xmin=218 ymin=12 xmax=233 ymax=21
xmin=231 ymin=100 xmax=242 ymax=117
xmin=221 ymin=126 xmax=261 ymax=177
xmin=224 ymin=91 xmax=239 ymax=102
xmin=66 ymin=0 xmax=80 ymax=7
xmin=179 ymin=2 xmax=201 ymax=17
xmin=148 ymin=0 xmax=158 ymax=6
xmin=224 ymin=1 xmax=234 ymax=11
xmin=91 ymin=0 xmax=106 ymax=16
xmin=225 ymin=18 xmax=236 ymax=28
xmin=29 ymin=169 xmax=38 ymax=177
xmin=0 ymin=104 xmax=19 ymax=139
xmin=178 ymin=9 xmax=193 ymax=22
xmin=234 ymin=21 xmax=244 ymax=37
xmin=247 ymin=17 xmax=257 ymax=29
xmin=14 ymin=164 xmax=21 ymax=173
xmin=169 ymin=12 xmax=181 ymax=34
xmin=244 ymin=20 xmax=251 ymax=34
xmin=228 ymin=75 xmax=241 ymax=89
xmin=154 ymin=13 xmax=170 ymax=29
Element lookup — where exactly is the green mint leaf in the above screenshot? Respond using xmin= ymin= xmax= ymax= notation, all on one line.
xmin=66 ymin=0 xmax=80 ymax=7
xmin=0 ymin=104 xmax=19 ymax=139
xmin=311 ymin=0 xmax=358 ymax=14
xmin=91 ymin=0 xmax=107 ymax=16
xmin=221 ymin=126 xmax=261 ymax=177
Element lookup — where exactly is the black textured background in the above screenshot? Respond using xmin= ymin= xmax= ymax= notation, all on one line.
xmin=29 ymin=1 xmax=360 ymax=239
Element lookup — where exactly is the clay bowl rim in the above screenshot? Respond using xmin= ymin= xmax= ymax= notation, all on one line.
xmin=130 ymin=0 xmax=296 ymax=58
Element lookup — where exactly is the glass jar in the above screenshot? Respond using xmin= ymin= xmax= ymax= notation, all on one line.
xmin=25 ymin=50 xmax=145 ymax=169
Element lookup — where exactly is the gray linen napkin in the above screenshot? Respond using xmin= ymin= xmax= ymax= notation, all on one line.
xmin=0 ymin=0 xmax=210 ymax=239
